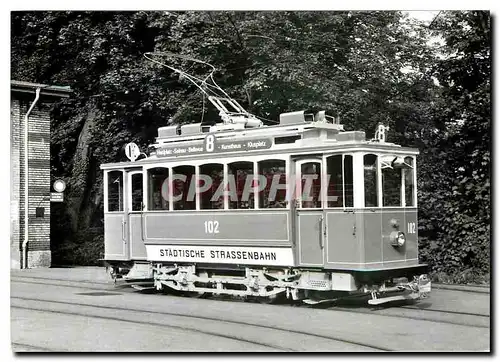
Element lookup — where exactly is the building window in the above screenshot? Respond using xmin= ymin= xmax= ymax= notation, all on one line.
xmin=364 ymin=154 xmax=378 ymax=207
xmin=130 ymin=173 xmax=143 ymax=211
xmin=148 ymin=167 xmax=169 ymax=210
xmin=172 ymin=165 xmax=196 ymax=210
xmin=228 ymin=161 xmax=254 ymax=209
xmin=200 ymin=163 xmax=224 ymax=210
xmin=258 ymin=159 xmax=287 ymax=208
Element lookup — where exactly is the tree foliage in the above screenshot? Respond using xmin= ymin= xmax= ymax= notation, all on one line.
xmin=417 ymin=11 xmax=490 ymax=278
xmin=11 ymin=11 xmax=490 ymax=277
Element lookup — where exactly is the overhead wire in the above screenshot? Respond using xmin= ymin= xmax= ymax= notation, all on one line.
xmin=144 ymin=51 xmax=277 ymax=124
xmin=144 ymin=52 xmax=232 ymax=100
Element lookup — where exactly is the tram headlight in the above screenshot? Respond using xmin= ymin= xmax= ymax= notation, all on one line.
xmin=397 ymin=232 xmax=406 ymax=247
xmin=390 ymin=231 xmax=406 ymax=247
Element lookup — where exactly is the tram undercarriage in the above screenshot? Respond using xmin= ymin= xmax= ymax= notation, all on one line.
xmin=151 ymin=263 xmax=431 ymax=305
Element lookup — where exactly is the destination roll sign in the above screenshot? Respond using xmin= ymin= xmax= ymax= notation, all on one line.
xmin=156 ymin=135 xmax=272 ymax=157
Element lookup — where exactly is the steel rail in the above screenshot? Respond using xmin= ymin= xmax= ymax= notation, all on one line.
xmin=12 ymin=277 xmax=489 ymax=328
xmin=11 ymin=294 xmax=391 ymax=351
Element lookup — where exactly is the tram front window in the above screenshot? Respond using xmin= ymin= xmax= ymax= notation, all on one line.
xmin=326 ymin=155 xmax=354 ymax=208
xmin=404 ymin=157 xmax=415 ymax=207
xmin=364 ymin=154 xmax=378 ymax=207
xmin=382 ymin=167 xmax=402 ymax=207
xmin=326 ymin=155 xmax=343 ymax=207
xmin=344 ymin=155 xmax=354 ymax=207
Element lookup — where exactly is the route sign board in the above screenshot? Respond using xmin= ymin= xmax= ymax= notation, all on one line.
xmin=50 ymin=192 xmax=64 ymax=202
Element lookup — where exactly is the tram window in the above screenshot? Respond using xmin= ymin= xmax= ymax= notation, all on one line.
xmin=382 ymin=167 xmax=402 ymax=206
xmin=301 ymin=162 xmax=321 ymax=208
xmin=258 ymin=159 xmax=287 ymax=208
xmin=228 ymin=161 xmax=254 ymax=209
xmin=364 ymin=154 xmax=378 ymax=207
xmin=173 ymin=165 xmax=196 ymax=210
xmin=200 ymin=163 xmax=224 ymax=210
xmin=326 ymin=155 xmax=343 ymax=207
xmin=148 ymin=167 xmax=169 ymax=210
xmin=344 ymin=155 xmax=354 ymax=207
xmin=131 ymin=173 xmax=143 ymax=211
xmin=404 ymin=157 xmax=415 ymax=206
xmin=107 ymin=171 xmax=123 ymax=212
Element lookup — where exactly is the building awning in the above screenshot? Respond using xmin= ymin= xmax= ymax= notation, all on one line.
xmin=11 ymin=80 xmax=72 ymax=98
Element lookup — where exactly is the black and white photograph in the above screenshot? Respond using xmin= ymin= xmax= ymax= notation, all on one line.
xmin=8 ymin=8 xmax=491 ymax=353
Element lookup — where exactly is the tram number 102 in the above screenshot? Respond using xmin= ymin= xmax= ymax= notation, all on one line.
xmin=204 ymin=220 xmax=220 ymax=234
xmin=407 ymin=222 xmax=416 ymax=234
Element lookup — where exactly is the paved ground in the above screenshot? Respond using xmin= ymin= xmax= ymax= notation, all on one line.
xmin=10 ymin=267 xmax=490 ymax=352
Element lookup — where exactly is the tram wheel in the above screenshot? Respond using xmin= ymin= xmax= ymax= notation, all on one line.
xmin=257 ymin=292 xmax=284 ymax=304
xmin=184 ymin=291 xmax=208 ymax=299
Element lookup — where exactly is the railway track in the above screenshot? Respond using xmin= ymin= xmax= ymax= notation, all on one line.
xmin=11 ymin=295 xmax=388 ymax=351
xmin=11 ymin=275 xmax=489 ymax=351
xmin=324 ymin=304 xmax=489 ymax=329
xmin=12 ymin=275 xmax=490 ymax=311
xmin=11 ymin=342 xmax=60 ymax=352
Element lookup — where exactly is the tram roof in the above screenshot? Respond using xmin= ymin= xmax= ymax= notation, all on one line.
xmin=101 ymin=110 xmax=419 ymax=170
xmin=100 ymin=131 xmax=419 ymax=170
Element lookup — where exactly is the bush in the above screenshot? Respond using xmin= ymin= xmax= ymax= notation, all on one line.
xmin=51 ymin=227 xmax=104 ymax=266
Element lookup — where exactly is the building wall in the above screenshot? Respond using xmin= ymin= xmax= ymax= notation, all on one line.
xmin=11 ymin=95 xmax=52 ymax=268
xmin=11 ymin=99 xmax=21 ymax=268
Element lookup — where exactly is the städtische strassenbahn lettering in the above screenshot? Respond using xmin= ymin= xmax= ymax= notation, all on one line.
xmin=159 ymin=247 xmax=277 ymax=261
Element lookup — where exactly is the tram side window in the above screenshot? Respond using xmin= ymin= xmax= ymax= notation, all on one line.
xmin=258 ymin=159 xmax=287 ymax=208
xmin=301 ymin=162 xmax=322 ymax=208
xmin=148 ymin=167 xmax=169 ymax=210
xmin=131 ymin=173 xmax=143 ymax=211
xmin=364 ymin=154 xmax=378 ymax=207
xmin=382 ymin=166 xmax=402 ymax=207
xmin=326 ymin=155 xmax=343 ymax=207
xmin=404 ymin=157 xmax=415 ymax=206
xmin=107 ymin=171 xmax=123 ymax=212
xmin=200 ymin=163 xmax=224 ymax=210
xmin=228 ymin=161 xmax=254 ymax=209
xmin=173 ymin=165 xmax=196 ymax=210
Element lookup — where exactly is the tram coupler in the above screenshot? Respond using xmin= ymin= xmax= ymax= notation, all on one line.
xmin=367 ymin=274 xmax=431 ymax=305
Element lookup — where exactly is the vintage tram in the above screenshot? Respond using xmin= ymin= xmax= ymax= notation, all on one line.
xmin=101 ymin=100 xmax=431 ymax=305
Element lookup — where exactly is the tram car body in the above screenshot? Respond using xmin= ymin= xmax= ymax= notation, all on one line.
xmin=101 ymin=110 xmax=430 ymax=305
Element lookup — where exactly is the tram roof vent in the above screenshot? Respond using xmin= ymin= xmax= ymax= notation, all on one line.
xmin=279 ymin=110 xmax=340 ymax=126
xmin=158 ymin=125 xmax=180 ymax=138
xmin=335 ymin=131 xmax=366 ymax=142
xmin=279 ymin=111 xmax=310 ymax=125
xmin=209 ymin=123 xmax=245 ymax=132
xmin=180 ymin=123 xmax=202 ymax=135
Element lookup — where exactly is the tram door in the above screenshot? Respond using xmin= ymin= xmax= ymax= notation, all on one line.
xmin=294 ymin=159 xmax=325 ymax=266
xmin=126 ymin=171 xmax=147 ymax=260
xmin=104 ymin=170 xmax=128 ymax=260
